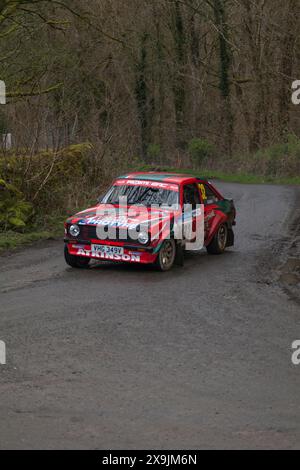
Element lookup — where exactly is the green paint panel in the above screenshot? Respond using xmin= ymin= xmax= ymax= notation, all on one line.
xmin=216 ymin=199 xmax=232 ymax=214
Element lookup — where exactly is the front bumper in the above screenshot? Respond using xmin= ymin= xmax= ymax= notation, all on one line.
xmin=65 ymin=240 xmax=158 ymax=265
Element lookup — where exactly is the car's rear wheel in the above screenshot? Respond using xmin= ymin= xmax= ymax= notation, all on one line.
xmin=64 ymin=245 xmax=90 ymax=268
xmin=206 ymin=223 xmax=228 ymax=255
xmin=155 ymin=239 xmax=176 ymax=271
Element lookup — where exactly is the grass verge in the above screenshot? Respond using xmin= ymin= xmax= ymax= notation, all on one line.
xmin=0 ymin=218 xmax=63 ymax=254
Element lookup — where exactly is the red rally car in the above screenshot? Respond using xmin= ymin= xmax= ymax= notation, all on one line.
xmin=64 ymin=172 xmax=236 ymax=271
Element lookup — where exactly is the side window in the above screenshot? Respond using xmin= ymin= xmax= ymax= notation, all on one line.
xmin=183 ymin=184 xmax=201 ymax=208
xmin=198 ymin=183 xmax=219 ymax=205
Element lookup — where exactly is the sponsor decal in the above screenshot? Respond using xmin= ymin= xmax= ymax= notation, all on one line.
xmin=82 ymin=215 xmax=142 ymax=229
xmin=77 ymin=249 xmax=141 ymax=263
xmin=115 ymin=179 xmax=179 ymax=192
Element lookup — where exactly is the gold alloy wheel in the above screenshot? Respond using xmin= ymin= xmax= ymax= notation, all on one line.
xmin=158 ymin=239 xmax=176 ymax=271
xmin=217 ymin=224 xmax=228 ymax=251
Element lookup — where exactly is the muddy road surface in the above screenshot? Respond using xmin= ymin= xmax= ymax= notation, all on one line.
xmin=0 ymin=182 xmax=300 ymax=449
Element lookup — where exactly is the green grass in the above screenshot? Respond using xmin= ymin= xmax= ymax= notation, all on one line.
xmin=0 ymin=217 xmax=64 ymax=254
xmin=0 ymin=229 xmax=61 ymax=253
xmin=136 ymin=165 xmax=300 ymax=185
xmin=0 ymin=207 xmax=96 ymax=255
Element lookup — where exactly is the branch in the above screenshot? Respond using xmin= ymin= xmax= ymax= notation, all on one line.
xmin=7 ymin=82 xmax=63 ymax=99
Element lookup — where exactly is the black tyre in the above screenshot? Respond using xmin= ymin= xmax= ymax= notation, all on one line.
xmin=64 ymin=245 xmax=90 ymax=269
xmin=227 ymin=228 xmax=235 ymax=247
xmin=155 ymin=239 xmax=176 ymax=271
xmin=174 ymin=241 xmax=185 ymax=267
xmin=206 ymin=223 xmax=228 ymax=255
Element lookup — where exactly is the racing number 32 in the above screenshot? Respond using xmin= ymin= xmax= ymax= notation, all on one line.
xmin=199 ymin=184 xmax=207 ymax=202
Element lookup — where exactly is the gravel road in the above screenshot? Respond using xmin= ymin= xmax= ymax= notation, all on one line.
xmin=0 ymin=182 xmax=300 ymax=449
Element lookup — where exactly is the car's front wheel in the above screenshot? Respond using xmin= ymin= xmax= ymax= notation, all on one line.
xmin=206 ymin=223 xmax=228 ymax=255
xmin=155 ymin=239 xmax=176 ymax=271
xmin=64 ymin=245 xmax=90 ymax=269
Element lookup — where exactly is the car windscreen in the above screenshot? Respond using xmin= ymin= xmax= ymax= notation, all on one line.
xmin=101 ymin=182 xmax=179 ymax=207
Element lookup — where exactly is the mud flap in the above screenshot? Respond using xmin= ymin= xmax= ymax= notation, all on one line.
xmin=227 ymin=228 xmax=235 ymax=247
xmin=175 ymin=241 xmax=185 ymax=267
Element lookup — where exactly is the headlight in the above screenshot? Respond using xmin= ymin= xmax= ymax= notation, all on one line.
xmin=138 ymin=231 xmax=149 ymax=245
xmin=69 ymin=224 xmax=80 ymax=238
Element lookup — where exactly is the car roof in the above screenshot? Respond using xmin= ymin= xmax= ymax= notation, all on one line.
xmin=117 ymin=172 xmax=208 ymax=185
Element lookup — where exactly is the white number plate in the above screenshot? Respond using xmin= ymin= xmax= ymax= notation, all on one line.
xmin=91 ymin=244 xmax=124 ymax=255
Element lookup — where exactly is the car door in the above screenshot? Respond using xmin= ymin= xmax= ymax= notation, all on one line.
xmin=182 ymin=183 xmax=202 ymax=245
xmin=198 ymin=182 xmax=219 ymax=242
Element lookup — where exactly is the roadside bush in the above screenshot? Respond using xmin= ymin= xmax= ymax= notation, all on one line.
xmin=0 ymin=178 xmax=33 ymax=231
xmin=188 ymin=138 xmax=215 ymax=167
xmin=250 ymin=134 xmax=300 ymax=177
xmin=0 ymin=143 xmax=94 ymax=212
xmin=0 ymin=143 xmax=102 ymax=233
